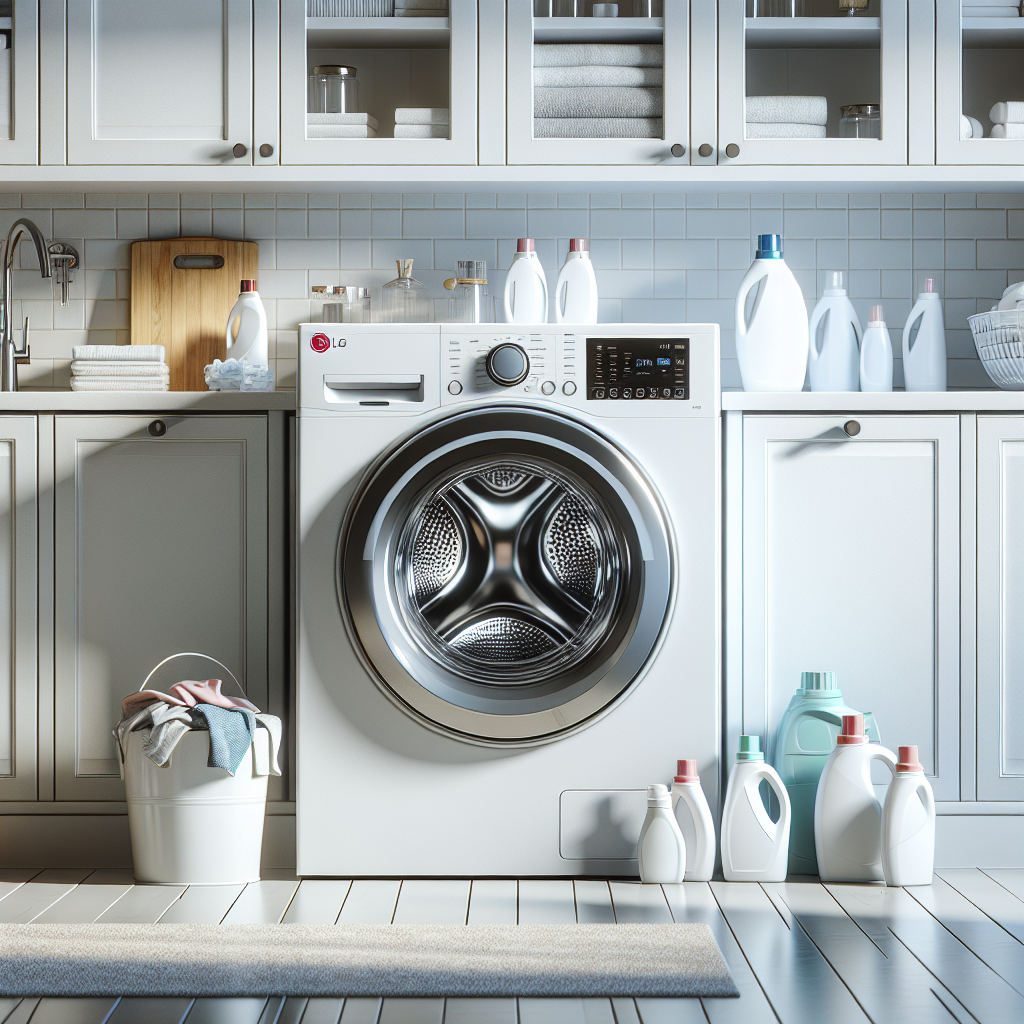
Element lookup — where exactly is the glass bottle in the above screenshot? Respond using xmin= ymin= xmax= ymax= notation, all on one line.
xmin=445 ymin=260 xmax=494 ymax=324
xmin=380 ymin=260 xmax=430 ymax=323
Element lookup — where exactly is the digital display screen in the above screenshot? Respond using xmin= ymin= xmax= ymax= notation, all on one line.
xmin=586 ymin=337 xmax=689 ymax=401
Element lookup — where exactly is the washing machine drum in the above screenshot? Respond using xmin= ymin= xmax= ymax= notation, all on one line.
xmin=340 ymin=406 xmax=672 ymax=745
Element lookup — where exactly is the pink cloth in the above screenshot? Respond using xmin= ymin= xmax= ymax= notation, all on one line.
xmin=120 ymin=679 xmax=259 ymax=718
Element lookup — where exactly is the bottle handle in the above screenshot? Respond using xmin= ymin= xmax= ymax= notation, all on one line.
xmin=916 ymin=778 xmax=935 ymax=819
xmin=734 ymin=267 xmax=768 ymax=340
xmin=747 ymin=767 xmax=788 ymax=842
xmin=808 ymin=303 xmax=826 ymax=361
xmin=869 ymin=746 xmax=899 ymax=783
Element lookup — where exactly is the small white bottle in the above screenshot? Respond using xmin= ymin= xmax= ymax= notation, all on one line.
xmin=554 ymin=238 xmax=598 ymax=324
xmin=670 ymin=759 xmax=716 ymax=882
xmin=902 ymin=278 xmax=947 ymax=392
xmin=882 ymin=745 xmax=936 ymax=887
xmin=637 ymin=784 xmax=686 ymax=884
xmin=503 ymin=238 xmax=548 ymax=324
xmin=225 ymin=279 xmax=269 ymax=366
xmin=859 ymin=304 xmax=893 ymax=393
xmin=814 ymin=714 xmax=897 ymax=883
xmin=721 ymin=735 xmax=791 ymax=883
xmin=808 ymin=271 xmax=862 ymax=392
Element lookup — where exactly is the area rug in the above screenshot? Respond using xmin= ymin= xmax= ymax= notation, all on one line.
xmin=0 ymin=923 xmax=738 ymax=998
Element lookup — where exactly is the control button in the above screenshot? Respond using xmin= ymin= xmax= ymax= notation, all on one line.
xmin=486 ymin=343 xmax=530 ymax=387
xmin=608 ymin=388 xmax=619 ymax=399
xmin=674 ymin=388 xmax=686 ymax=399
xmin=592 ymin=388 xmax=606 ymax=400
xmin=649 ymin=389 xmax=659 ymax=398
xmin=635 ymin=388 xmax=645 ymax=398
xmin=562 ymin=380 xmax=577 ymax=396
xmin=448 ymin=380 xmax=463 ymax=395
xmin=541 ymin=380 xmax=555 ymax=395
xmin=674 ymin=356 xmax=686 ymax=366
xmin=622 ymin=388 xmax=632 ymax=399
xmin=662 ymin=388 xmax=672 ymax=398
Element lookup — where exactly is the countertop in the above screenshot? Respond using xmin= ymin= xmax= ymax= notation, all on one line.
xmin=0 ymin=391 xmax=296 ymax=412
xmin=721 ymin=390 xmax=1024 ymax=412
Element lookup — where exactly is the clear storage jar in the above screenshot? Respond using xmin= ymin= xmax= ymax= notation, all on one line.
xmin=445 ymin=261 xmax=494 ymax=324
xmin=308 ymin=65 xmax=359 ymax=114
xmin=380 ymin=260 xmax=430 ymax=323
xmin=839 ymin=104 xmax=880 ymax=139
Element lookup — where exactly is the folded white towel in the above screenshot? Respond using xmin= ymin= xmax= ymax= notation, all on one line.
xmin=307 ymin=113 xmax=379 ymax=129
xmin=71 ymin=378 xmax=170 ymax=392
xmin=535 ymin=87 xmax=662 ymax=119
xmin=394 ymin=107 xmax=450 ymax=125
xmin=990 ymin=122 xmax=1024 ymax=138
xmin=990 ymin=101 xmax=1024 ymax=123
xmin=72 ymin=345 xmax=165 ymax=362
xmin=965 ymin=6 xmax=1019 ymax=15
xmin=395 ymin=8 xmax=447 ymax=15
xmin=533 ymin=43 xmax=664 ymax=68
xmin=962 ymin=114 xmax=986 ymax=138
xmin=745 ymin=122 xmax=827 ymax=139
xmin=71 ymin=361 xmax=169 ymax=377
xmin=395 ymin=0 xmax=446 ymax=7
xmin=394 ymin=124 xmax=449 ymax=139
xmin=745 ymin=95 xmax=827 ymax=126
xmin=533 ymin=117 xmax=662 ymax=139
xmin=534 ymin=65 xmax=663 ymax=88
xmin=307 ymin=125 xmax=377 ymax=138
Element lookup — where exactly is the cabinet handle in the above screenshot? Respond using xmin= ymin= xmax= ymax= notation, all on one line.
xmin=670 ymin=143 xmax=685 ymax=158
xmin=259 ymin=143 xmax=274 ymax=158
xmin=725 ymin=143 xmax=741 ymax=159
xmin=843 ymin=420 xmax=861 ymax=437
xmin=232 ymin=143 xmax=248 ymax=159
xmin=698 ymin=143 xmax=713 ymax=158
xmin=149 ymin=420 xmax=167 ymax=437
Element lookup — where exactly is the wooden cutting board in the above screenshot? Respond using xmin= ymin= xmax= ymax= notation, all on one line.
xmin=131 ymin=238 xmax=259 ymax=391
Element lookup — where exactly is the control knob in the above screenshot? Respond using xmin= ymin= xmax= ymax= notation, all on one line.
xmin=486 ymin=343 xmax=530 ymax=387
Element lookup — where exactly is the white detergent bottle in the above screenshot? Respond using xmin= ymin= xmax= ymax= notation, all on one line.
xmin=554 ymin=238 xmax=598 ymax=324
xmin=503 ymin=238 xmax=548 ymax=324
xmin=734 ymin=233 xmax=809 ymax=392
xmin=637 ymin=784 xmax=686 ymax=883
xmin=670 ymin=759 xmax=716 ymax=882
xmin=902 ymin=278 xmax=947 ymax=392
xmin=859 ymin=305 xmax=893 ymax=392
xmin=721 ymin=735 xmax=791 ymax=882
xmin=814 ymin=714 xmax=898 ymax=883
xmin=808 ymin=271 xmax=862 ymax=392
xmin=882 ymin=745 xmax=936 ymax=886
xmin=225 ymin=279 xmax=269 ymax=365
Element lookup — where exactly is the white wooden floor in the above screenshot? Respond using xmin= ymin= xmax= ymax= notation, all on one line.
xmin=2 ymin=870 xmax=1024 ymax=1024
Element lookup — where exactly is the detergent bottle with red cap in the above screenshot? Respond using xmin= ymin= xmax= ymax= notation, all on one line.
xmin=670 ymin=759 xmax=716 ymax=881
xmin=814 ymin=713 xmax=897 ymax=882
xmin=881 ymin=745 xmax=935 ymax=886
xmin=503 ymin=238 xmax=548 ymax=324
xmin=554 ymin=238 xmax=598 ymax=324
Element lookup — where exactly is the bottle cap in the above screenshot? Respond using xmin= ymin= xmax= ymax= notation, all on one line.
xmin=397 ymin=259 xmax=414 ymax=278
xmin=837 ymin=713 xmax=868 ymax=745
xmin=897 ymin=745 xmax=923 ymax=772
xmin=869 ymin=304 xmax=884 ymax=324
xmin=674 ymin=759 xmax=699 ymax=783
xmin=240 ymin=280 xmax=256 ymax=292
xmin=647 ymin=784 xmax=671 ymax=807
xmin=737 ymin=734 xmax=764 ymax=761
xmin=800 ymin=671 xmax=839 ymax=694
xmin=755 ymin=233 xmax=783 ymax=260
xmin=569 ymin=238 xmax=588 ymax=252
xmin=825 ymin=270 xmax=845 ymax=293
xmin=517 ymin=238 xmax=535 ymax=253
xmin=924 ymin=278 xmax=935 ymax=293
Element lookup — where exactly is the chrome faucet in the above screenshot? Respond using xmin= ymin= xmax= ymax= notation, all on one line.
xmin=1 ymin=218 xmax=52 ymax=392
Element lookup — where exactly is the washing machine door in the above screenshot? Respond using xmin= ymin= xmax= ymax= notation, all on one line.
xmin=341 ymin=406 xmax=672 ymax=745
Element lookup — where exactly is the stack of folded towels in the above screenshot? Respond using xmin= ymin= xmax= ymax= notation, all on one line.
xmin=395 ymin=107 xmax=449 ymax=138
xmin=306 ymin=0 xmax=394 ymax=14
xmin=745 ymin=96 xmax=827 ymax=139
xmin=307 ymin=113 xmax=378 ymax=139
xmin=70 ymin=345 xmax=169 ymax=392
xmin=988 ymin=101 xmax=1024 ymax=138
xmin=961 ymin=0 xmax=1021 ymax=17
xmin=533 ymin=43 xmax=664 ymax=139
xmin=395 ymin=0 xmax=448 ymax=14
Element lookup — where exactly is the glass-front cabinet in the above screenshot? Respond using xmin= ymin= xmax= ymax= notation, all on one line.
xmin=937 ymin=1 xmax=1024 ymax=165
xmin=0 ymin=0 xmax=37 ymax=164
xmin=718 ymin=0 xmax=908 ymax=165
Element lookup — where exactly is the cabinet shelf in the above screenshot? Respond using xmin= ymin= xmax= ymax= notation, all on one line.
xmin=962 ymin=17 xmax=1024 ymax=48
xmin=305 ymin=17 xmax=450 ymax=49
xmin=533 ymin=17 xmax=663 ymax=44
xmin=745 ymin=17 xmax=880 ymax=49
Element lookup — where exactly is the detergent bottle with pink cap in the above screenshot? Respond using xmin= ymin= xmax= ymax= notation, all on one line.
xmin=881 ymin=745 xmax=935 ymax=886
xmin=902 ymin=278 xmax=947 ymax=392
xmin=670 ymin=759 xmax=716 ymax=881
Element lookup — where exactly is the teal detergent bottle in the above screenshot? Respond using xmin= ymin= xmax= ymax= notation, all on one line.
xmin=773 ymin=672 xmax=880 ymax=875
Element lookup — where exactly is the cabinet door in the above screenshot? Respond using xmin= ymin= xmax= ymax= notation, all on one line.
xmin=740 ymin=415 xmax=960 ymax=800
xmin=976 ymin=416 xmax=1024 ymax=800
xmin=54 ymin=416 xmax=267 ymax=801
xmin=280 ymin=0 xmax=477 ymax=165
xmin=506 ymin=0 xmax=688 ymax=166
xmin=66 ymin=0 xmax=253 ymax=165
xmin=718 ymin=0 xmax=908 ymax=166
xmin=0 ymin=418 xmax=37 ymax=800
xmin=0 ymin=0 xmax=39 ymax=164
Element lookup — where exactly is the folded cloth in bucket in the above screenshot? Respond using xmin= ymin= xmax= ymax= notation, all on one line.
xmin=189 ymin=704 xmax=256 ymax=776
xmin=122 ymin=679 xmax=258 ymax=718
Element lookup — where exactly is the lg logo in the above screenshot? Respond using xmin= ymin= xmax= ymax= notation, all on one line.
xmin=310 ymin=333 xmax=331 ymax=353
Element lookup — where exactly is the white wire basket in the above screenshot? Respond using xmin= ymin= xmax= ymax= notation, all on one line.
xmin=969 ymin=309 xmax=1024 ymax=391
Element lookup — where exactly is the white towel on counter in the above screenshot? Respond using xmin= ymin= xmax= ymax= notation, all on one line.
xmin=535 ymin=87 xmax=662 ymax=119
xmin=394 ymin=124 xmax=450 ymax=139
xmin=71 ymin=378 xmax=170 ymax=392
xmin=533 ymin=65 xmax=664 ymax=87
xmin=307 ymin=125 xmax=377 ymax=138
xmin=72 ymin=345 xmax=165 ymax=362
xmin=394 ymin=107 xmax=450 ymax=125
xmin=745 ymin=122 xmax=827 ymax=139
xmin=307 ymin=112 xmax=379 ymax=129
xmin=533 ymin=117 xmax=662 ymax=139
xmin=745 ymin=95 xmax=827 ymax=126
xmin=533 ymin=43 xmax=664 ymax=68
xmin=990 ymin=122 xmax=1024 ymax=138
xmin=990 ymin=101 xmax=1024 ymax=123
xmin=71 ymin=360 xmax=169 ymax=377
xmin=961 ymin=114 xmax=986 ymax=138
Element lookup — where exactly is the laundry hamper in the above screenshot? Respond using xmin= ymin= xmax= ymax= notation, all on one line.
xmin=122 ymin=653 xmax=269 ymax=885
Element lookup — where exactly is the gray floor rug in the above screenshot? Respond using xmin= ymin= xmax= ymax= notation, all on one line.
xmin=0 ymin=923 xmax=738 ymax=998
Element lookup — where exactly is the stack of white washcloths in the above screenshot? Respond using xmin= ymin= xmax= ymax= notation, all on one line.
xmin=395 ymin=0 xmax=448 ymax=15
xmin=70 ymin=345 xmax=169 ymax=392
xmin=532 ymin=43 xmax=664 ymax=139
xmin=307 ymin=113 xmax=378 ymax=139
xmin=961 ymin=0 xmax=1021 ymax=17
xmin=988 ymin=101 xmax=1024 ymax=138
xmin=306 ymin=0 xmax=393 ymax=14
xmin=395 ymin=108 xmax=450 ymax=139
xmin=745 ymin=96 xmax=827 ymax=139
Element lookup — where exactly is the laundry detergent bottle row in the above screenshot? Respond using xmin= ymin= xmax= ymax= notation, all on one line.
xmin=881 ymin=745 xmax=935 ymax=886
xmin=808 ymin=271 xmax=862 ymax=392
xmin=670 ymin=760 xmax=716 ymax=881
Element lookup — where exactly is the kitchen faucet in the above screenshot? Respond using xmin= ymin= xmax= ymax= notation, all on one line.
xmin=1 ymin=218 xmax=52 ymax=392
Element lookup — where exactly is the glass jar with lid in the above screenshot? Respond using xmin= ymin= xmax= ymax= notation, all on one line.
xmin=380 ymin=260 xmax=430 ymax=323
xmin=444 ymin=261 xmax=494 ymax=324
xmin=839 ymin=104 xmax=880 ymax=139
xmin=308 ymin=65 xmax=359 ymax=114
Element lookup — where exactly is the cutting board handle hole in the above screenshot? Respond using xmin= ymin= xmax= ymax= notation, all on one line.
xmin=173 ymin=254 xmax=226 ymax=270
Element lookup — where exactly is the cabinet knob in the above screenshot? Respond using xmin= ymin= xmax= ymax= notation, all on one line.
xmin=698 ymin=143 xmax=713 ymax=158
xmin=149 ymin=420 xmax=167 ymax=437
xmin=670 ymin=143 xmax=685 ymax=158
xmin=232 ymin=143 xmax=248 ymax=159
xmin=259 ymin=143 xmax=274 ymax=158
xmin=843 ymin=420 xmax=861 ymax=437
xmin=725 ymin=143 xmax=741 ymax=159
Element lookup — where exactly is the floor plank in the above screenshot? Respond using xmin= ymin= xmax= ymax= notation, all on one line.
xmin=608 ymin=883 xmax=673 ymax=925
xmin=336 ymin=880 xmax=401 ymax=925
xmin=338 ymin=999 xmax=380 ymax=1024
xmin=276 ymin=998 xmax=308 ymax=1024
xmin=183 ymin=1000 xmax=269 ymax=1024
xmin=28 ymin=998 xmax=121 ymax=1024
xmin=257 ymin=997 xmax=286 ymax=1024
xmin=518 ymin=999 xmax=586 ymax=1024
xmin=984 ymin=868 xmax=1024 ymax=904
xmin=940 ymin=868 xmax=1024 ymax=944
xmin=392 ymin=880 xmax=470 ymax=925
xmin=82 ymin=870 xmax=137 ymax=886
xmin=158 ymin=884 xmax=245 ymax=924
xmin=221 ymin=881 xmax=300 ymax=925
xmin=95 ymin=885 xmax=187 ymax=924
xmin=518 ymin=880 xmax=577 ymax=924
xmin=0 ymin=1000 xmax=39 ymax=1024
xmin=442 ymin=999 xmax=517 ymax=1024
xmin=574 ymin=881 xmax=615 ymax=924
xmin=610 ymin=999 xmax=642 ymax=1024
xmin=633 ymin=999 xmax=707 ymax=1024
xmin=105 ymin=998 xmax=193 ymax=1024
xmin=0 ymin=882 xmax=87 ymax=923
xmin=466 ymin=880 xmax=517 ymax=925
xmin=33 ymin=870 xmax=93 ymax=884
xmin=0 ymin=1001 xmax=23 ymax=1024
xmin=32 ymin=883 xmax=133 ymax=924
xmin=0 ymin=870 xmax=37 ymax=906
xmin=376 ymin=1000 xmax=443 ymax=1024
xmin=300 ymin=999 xmax=345 ymax=1024
xmin=281 ymin=881 xmax=352 ymax=925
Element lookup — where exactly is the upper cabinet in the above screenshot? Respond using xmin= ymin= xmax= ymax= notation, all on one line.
xmin=1 ymin=0 xmax=39 ymax=164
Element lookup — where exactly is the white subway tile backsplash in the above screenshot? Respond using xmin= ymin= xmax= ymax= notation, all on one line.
xmin=148 ymin=209 xmax=179 ymax=239
xmin=339 ymin=210 xmax=372 ymax=237
xmin=850 ymin=238 xmax=912 ymax=270
xmin=309 ymin=193 xmax=341 ymax=209
xmin=212 ymin=209 xmax=244 ymax=240
xmin=687 ymin=209 xmax=749 ymax=239
xmin=654 ymin=238 xmax=716 ymax=270
xmin=977 ymin=239 xmax=1024 ymax=269
xmin=621 ymin=239 xmax=653 ymax=270
xmin=370 ymin=209 xmax=402 ymax=237
xmin=466 ymin=208 xmax=527 ymax=239
xmin=276 ymin=209 xmax=308 ymax=238
xmin=944 ymin=240 xmax=976 ymax=270
xmin=434 ymin=194 xmax=464 ymax=210
xmin=180 ymin=209 xmax=212 ymax=236
xmin=946 ymin=209 xmax=1006 ymax=239
xmin=784 ymin=208 xmax=847 ymax=239
xmin=308 ymin=209 xmax=340 ymax=239
xmin=54 ymin=209 xmax=116 ymax=239
xmin=403 ymin=208 xmax=465 ymax=238
xmin=527 ymin=208 xmax=589 ymax=238
xmin=213 ymin=194 xmax=244 ymax=209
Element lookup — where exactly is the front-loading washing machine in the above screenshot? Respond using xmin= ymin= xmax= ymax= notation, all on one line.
xmin=296 ymin=322 xmax=720 ymax=876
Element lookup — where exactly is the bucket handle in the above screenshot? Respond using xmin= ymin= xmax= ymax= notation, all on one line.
xmin=139 ymin=652 xmax=245 ymax=700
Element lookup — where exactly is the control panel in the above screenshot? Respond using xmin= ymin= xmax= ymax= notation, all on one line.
xmin=442 ymin=331 xmax=563 ymax=398
xmin=586 ymin=337 xmax=689 ymax=401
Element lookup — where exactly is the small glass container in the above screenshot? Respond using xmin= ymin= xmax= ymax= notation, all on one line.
xmin=838 ymin=0 xmax=869 ymax=15
xmin=444 ymin=261 xmax=494 ymax=324
xmin=839 ymin=103 xmax=880 ymax=139
xmin=308 ymin=65 xmax=359 ymax=114
xmin=313 ymin=285 xmax=372 ymax=323
xmin=380 ymin=260 xmax=430 ymax=324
